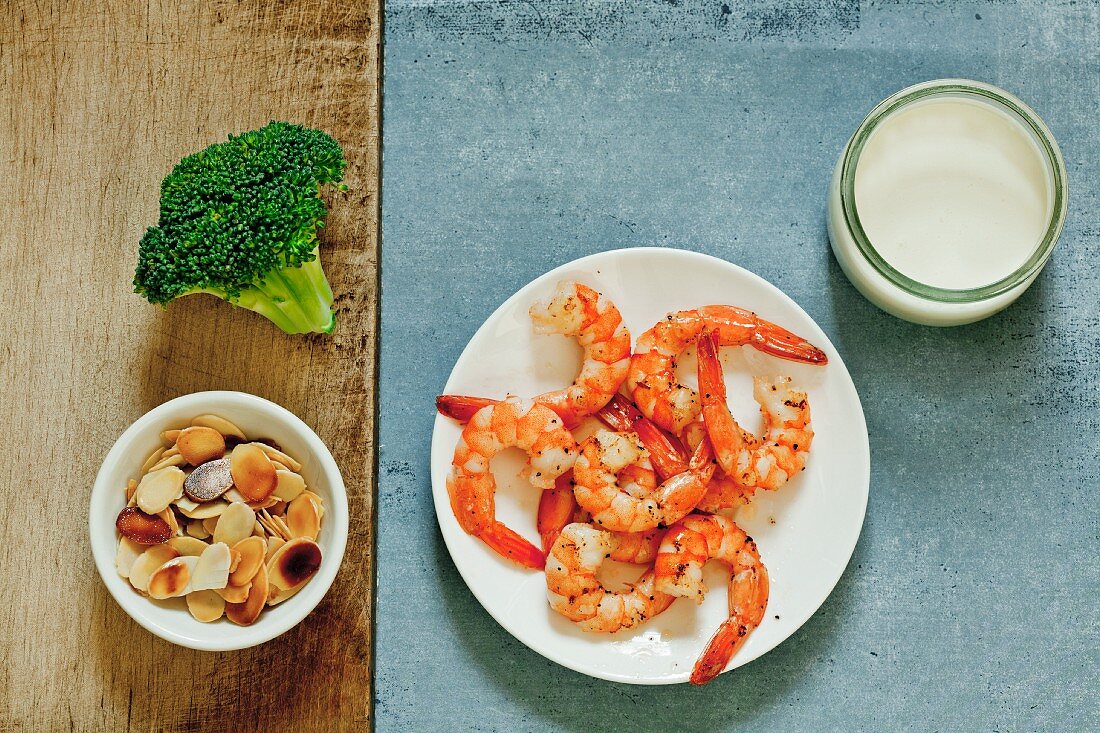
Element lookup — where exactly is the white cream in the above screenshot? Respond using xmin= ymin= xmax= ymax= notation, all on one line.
xmin=828 ymin=80 xmax=1066 ymax=326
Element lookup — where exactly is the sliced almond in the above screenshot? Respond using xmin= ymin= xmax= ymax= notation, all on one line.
xmin=148 ymin=556 xmax=198 ymax=599
xmin=140 ymin=446 xmax=166 ymax=474
xmin=128 ymin=545 xmax=180 ymax=592
xmin=168 ymin=536 xmax=209 ymax=556
xmin=134 ymin=466 xmax=185 ymax=514
xmin=251 ymin=442 xmax=302 ymax=472
xmin=226 ymin=562 xmax=268 ymax=626
xmin=202 ymin=516 xmax=221 ymax=535
xmin=183 ymin=458 xmax=233 ymax=502
xmin=268 ymin=499 xmax=287 ymax=517
xmin=269 ymin=459 xmax=292 ymax=472
xmin=191 ymin=414 xmax=247 ymax=441
xmin=246 ymin=496 xmax=279 ymax=511
xmin=147 ymin=453 xmax=186 ymax=473
xmin=162 ymin=445 xmax=180 ymax=459
xmin=116 ymin=537 xmax=144 ymax=578
xmin=160 ymin=429 xmax=181 ymax=447
xmin=252 ymin=519 xmax=266 ymax=538
xmin=224 ymin=487 xmax=248 ymax=504
xmin=186 ymin=520 xmax=212 ymax=540
xmin=177 ymin=499 xmax=230 ymax=520
xmin=125 ymin=479 xmax=139 ymax=502
xmin=229 ymin=536 xmax=266 ymax=587
xmin=286 ymin=494 xmax=321 ymax=540
xmin=265 ymin=536 xmax=286 ymax=562
xmin=212 ymin=502 xmax=256 ymax=547
xmin=267 ymin=578 xmax=307 ymax=607
xmin=270 ymin=514 xmax=294 ymax=541
xmin=230 ymin=444 xmax=277 ymax=502
xmin=273 ymin=470 xmax=306 ymax=502
xmin=157 ymin=507 xmax=181 ymax=536
xmin=266 ymin=537 xmax=322 ymax=592
xmin=190 ymin=542 xmax=232 ymax=591
xmin=176 ymin=426 xmax=226 ymax=466
xmin=116 ymin=507 xmax=172 ymax=545
xmin=187 ymin=590 xmax=226 ymax=622
xmin=214 ymin=582 xmax=251 ymax=603
xmin=229 ymin=549 xmax=242 ymax=573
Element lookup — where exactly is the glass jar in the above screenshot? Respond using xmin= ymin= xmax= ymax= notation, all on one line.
xmin=827 ymin=79 xmax=1067 ymax=326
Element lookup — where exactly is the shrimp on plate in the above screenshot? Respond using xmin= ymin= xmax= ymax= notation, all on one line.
xmin=571 ymin=429 xmax=715 ymax=533
xmin=681 ymin=419 xmax=756 ymax=511
xmin=447 ymin=398 xmax=577 ymax=569
xmin=546 ymin=522 xmax=675 ymax=632
xmin=437 ymin=281 xmax=631 ymax=427
xmin=654 ymin=513 xmax=769 ymax=685
xmin=697 ymin=329 xmax=813 ymax=493
xmin=627 ymin=306 xmax=827 ymax=434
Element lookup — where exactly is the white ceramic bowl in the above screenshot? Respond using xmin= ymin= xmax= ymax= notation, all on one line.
xmin=89 ymin=391 xmax=348 ymax=651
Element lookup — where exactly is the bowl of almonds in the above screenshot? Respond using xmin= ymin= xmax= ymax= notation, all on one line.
xmin=89 ymin=391 xmax=348 ymax=650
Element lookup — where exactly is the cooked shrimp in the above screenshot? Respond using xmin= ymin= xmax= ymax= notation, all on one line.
xmin=447 ymin=399 xmax=578 ymax=569
xmin=697 ymin=329 xmax=813 ymax=492
xmin=627 ymin=306 xmax=827 ymax=433
xmin=596 ymin=394 xmax=689 ymax=480
xmin=545 ymin=523 xmax=675 ymax=632
xmin=572 ymin=429 xmax=715 ymax=533
xmin=437 ymin=281 xmax=631 ymax=428
xmin=536 ymin=474 xmax=665 ymax=563
xmin=653 ymin=513 xmax=769 ymax=685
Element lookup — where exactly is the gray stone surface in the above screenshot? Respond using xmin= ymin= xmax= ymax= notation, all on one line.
xmin=378 ymin=2 xmax=1099 ymax=730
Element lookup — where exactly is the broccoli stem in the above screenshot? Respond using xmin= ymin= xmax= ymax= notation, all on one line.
xmin=232 ymin=255 xmax=336 ymax=335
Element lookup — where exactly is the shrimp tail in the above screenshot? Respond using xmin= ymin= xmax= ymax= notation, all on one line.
xmin=696 ymin=329 xmax=727 ymax=407
xmin=536 ymin=474 xmax=578 ymax=554
xmin=751 ymin=322 xmax=828 ymax=364
xmin=690 ymin=617 xmax=751 ymax=685
xmin=477 ymin=521 xmax=546 ymax=570
xmin=596 ymin=394 xmax=689 ymax=479
xmin=436 ymin=395 xmax=500 ymax=423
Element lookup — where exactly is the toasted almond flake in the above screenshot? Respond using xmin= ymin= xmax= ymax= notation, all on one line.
xmin=176 ymin=426 xmax=226 ymax=466
xmin=157 ymin=507 xmax=181 ymax=536
xmin=202 ymin=516 xmax=221 ymax=535
xmin=116 ymin=507 xmax=173 ymax=545
xmin=128 ymin=545 xmax=180 ymax=592
xmin=271 ymin=514 xmax=294 ymax=541
xmin=116 ymin=537 xmax=144 ymax=578
xmin=251 ymin=442 xmax=302 ymax=472
xmin=134 ymin=467 xmax=186 ymax=514
xmin=148 ymin=453 xmax=186 ymax=472
xmin=265 ymin=536 xmax=286 ymax=562
xmin=168 ymin=536 xmax=209 ymax=556
xmin=186 ymin=590 xmax=226 ymax=622
xmin=258 ymin=510 xmax=292 ymax=541
xmin=229 ymin=549 xmax=242 ymax=573
xmin=230 ymin=444 xmax=277 ymax=502
xmin=229 ymin=536 xmax=266 ymax=587
xmin=186 ymin=520 xmax=211 ymax=540
xmin=247 ymin=496 xmax=279 ymax=511
xmin=175 ymin=496 xmax=199 ymax=512
xmin=273 ymin=470 xmax=306 ymax=502
xmin=125 ymin=479 xmax=139 ymax=502
xmin=224 ymin=488 xmax=248 ymax=504
xmin=269 ymin=459 xmax=291 ymax=472
xmin=162 ymin=445 xmax=180 ymax=459
xmin=214 ymin=582 xmax=250 ymax=603
xmin=286 ymin=494 xmax=321 ymax=540
xmin=160 ymin=429 xmax=181 ymax=447
xmin=266 ymin=537 xmax=322 ymax=591
xmin=252 ymin=519 xmax=266 ymax=537
xmin=268 ymin=499 xmax=287 ymax=517
xmin=140 ymin=447 xmax=166 ymax=474
xmin=212 ymin=502 xmax=256 ymax=547
xmin=183 ymin=458 xmax=233 ymax=502
xmin=226 ymin=563 xmax=268 ymax=626
xmin=190 ymin=542 xmax=232 ymax=591
xmin=267 ymin=578 xmax=307 ymax=607
xmin=190 ymin=414 xmax=247 ymax=441
xmin=178 ymin=499 xmax=230 ymax=520
xmin=148 ymin=556 xmax=198 ymax=599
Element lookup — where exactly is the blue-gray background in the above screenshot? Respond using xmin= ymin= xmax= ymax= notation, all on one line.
xmin=378 ymin=2 xmax=1099 ymax=730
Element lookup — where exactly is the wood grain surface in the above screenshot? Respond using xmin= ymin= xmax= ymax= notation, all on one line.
xmin=0 ymin=1 xmax=379 ymax=730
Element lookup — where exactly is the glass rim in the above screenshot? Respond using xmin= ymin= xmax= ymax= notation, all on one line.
xmin=839 ymin=79 xmax=1068 ymax=303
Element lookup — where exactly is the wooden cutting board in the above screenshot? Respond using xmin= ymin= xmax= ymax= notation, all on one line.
xmin=0 ymin=1 xmax=379 ymax=730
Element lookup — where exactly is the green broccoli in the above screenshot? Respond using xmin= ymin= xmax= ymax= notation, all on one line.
xmin=134 ymin=121 xmax=347 ymax=334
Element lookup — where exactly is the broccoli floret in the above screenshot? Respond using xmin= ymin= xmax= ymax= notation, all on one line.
xmin=134 ymin=121 xmax=346 ymax=334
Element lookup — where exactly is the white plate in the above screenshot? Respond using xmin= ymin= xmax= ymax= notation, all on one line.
xmin=430 ymin=247 xmax=869 ymax=684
